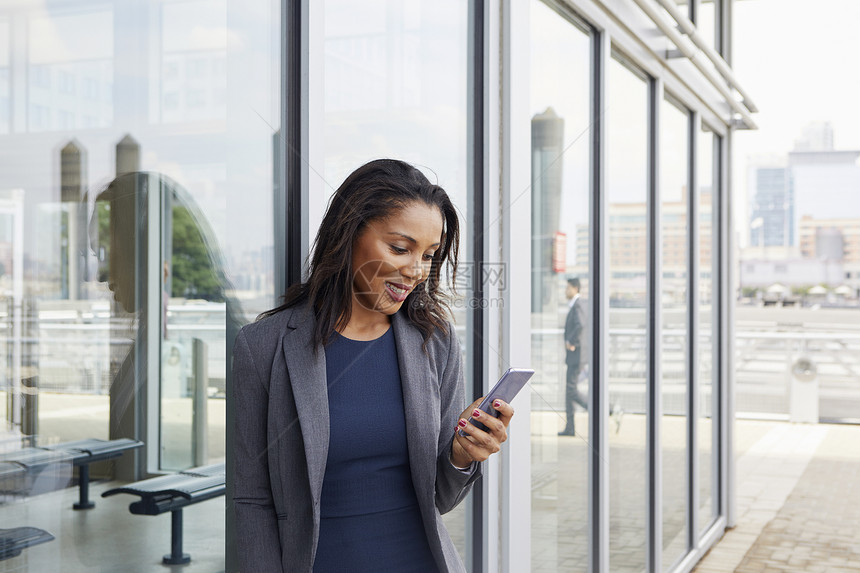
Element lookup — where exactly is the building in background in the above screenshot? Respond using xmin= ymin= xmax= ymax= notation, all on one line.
xmin=743 ymin=124 xmax=860 ymax=294
xmin=748 ymin=123 xmax=860 ymax=250
xmin=748 ymin=159 xmax=793 ymax=247
xmin=0 ymin=1 xmax=752 ymax=572
xmin=800 ymin=216 xmax=860 ymax=286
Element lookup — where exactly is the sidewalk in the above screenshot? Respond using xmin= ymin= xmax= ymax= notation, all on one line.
xmin=694 ymin=422 xmax=860 ymax=572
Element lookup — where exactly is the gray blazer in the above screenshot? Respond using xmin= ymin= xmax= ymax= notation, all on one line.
xmin=232 ymin=302 xmax=482 ymax=572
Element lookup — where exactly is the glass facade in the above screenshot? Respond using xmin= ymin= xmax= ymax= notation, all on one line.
xmin=528 ymin=2 xmax=591 ymax=570
xmin=698 ymin=126 xmax=718 ymax=536
xmin=0 ymin=0 xmax=745 ymax=571
xmin=321 ymin=0 xmax=472 ymax=559
xmin=0 ymin=0 xmax=280 ymax=570
xmin=660 ymin=96 xmax=690 ymax=571
xmin=606 ymin=55 xmax=649 ymax=572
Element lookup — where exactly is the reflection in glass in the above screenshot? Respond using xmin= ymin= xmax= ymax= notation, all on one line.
xmin=1 ymin=17 xmax=10 ymax=133
xmin=323 ymin=0 xmax=471 ymax=559
xmin=0 ymin=0 xmax=279 ymax=569
xmin=698 ymin=127 xmax=717 ymax=535
xmin=157 ymin=0 xmax=228 ymax=124
xmin=27 ymin=9 xmax=114 ymax=132
xmin=529 ymin=2 xmax=591 ymax=570
xmin=607 ymin=55 xmax=649 ymax=572
xmin=89 ymin=172 xmax=241 ymax=472
xmin=660 ymin=98 xmax=689 ymax=570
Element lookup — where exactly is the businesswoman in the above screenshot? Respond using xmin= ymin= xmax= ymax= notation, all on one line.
xmin=232 ymin=159 xmax=514 ymax=572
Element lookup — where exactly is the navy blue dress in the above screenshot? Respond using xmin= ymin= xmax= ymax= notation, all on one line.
xmin=313 ymin=327 xmax=439 ymax=572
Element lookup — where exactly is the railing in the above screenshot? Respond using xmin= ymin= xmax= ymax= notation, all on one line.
xmin=529 ymin=325 xmax=860 ymax=423
xmin=0 ymin=302 xmax=230 ymax=398
xmin=4 ymin=304 xmax=859 ymax=423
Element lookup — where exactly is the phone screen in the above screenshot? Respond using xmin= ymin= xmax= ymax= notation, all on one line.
xmin=459 ymin=367 xmax=534 ymax=436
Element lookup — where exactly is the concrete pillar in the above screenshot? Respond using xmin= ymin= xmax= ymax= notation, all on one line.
xmin=60 ymin=140 xmax=87 ymax=300
xmin=116 ymin=134 xmax=140 ymax=176
xmin=531 ymin=107 xmax=565 ymax=314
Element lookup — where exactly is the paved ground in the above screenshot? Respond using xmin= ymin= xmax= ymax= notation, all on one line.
xmin=0 ymin=478 xmax=225 ymax=573
xmin=4 ymin=393 xmax=859 ymax=572
xmin=695 ymin=423 xmax=860 ymax=573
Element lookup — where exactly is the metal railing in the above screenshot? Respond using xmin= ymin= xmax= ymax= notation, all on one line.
xmin=528 ymin=325 xmax=860 ymax=423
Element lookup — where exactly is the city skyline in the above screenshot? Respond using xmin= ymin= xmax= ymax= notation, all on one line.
xmin=733 ymin=0 xmax=860 ymax=246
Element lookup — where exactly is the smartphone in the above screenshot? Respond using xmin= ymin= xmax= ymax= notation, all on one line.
xmin=458 ymin=367 xmax=534 ymax=437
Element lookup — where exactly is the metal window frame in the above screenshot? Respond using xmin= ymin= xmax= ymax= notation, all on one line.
xmin=688 ymin=110 xmax=701 ymax=549
xmin=589 ymin=25 xmax=610 ymax=573
xmin=605 ymin=47 xmax=657 ymax=571
xmin=468 ymin=1 xmax=490 ymax=571
xmin=499 ymin=1 xmax=533 ymax=571
xmin=265 ymin=1 xmax=741 ymax=571
xmin=287 ymin=2 xmax=492 ymax=570
xmin=669 ymin=118 xmax=730 ymax=573
xmin=591 ymin=32 xmax=731 ymax=573
xmin=642 ymin=0 xmax=757 ymax=120
xmin=656 ymin=91 xmax=697 ymax=573
xmin=721 ymin=129 xmax=735 ymax=531
xmin=646 ymin=75 xmax=664 ymax=573
xmin=532 ymin=1 xmax=736 ymax=571
xmin=559 ymin=0 xmax=729 ymax=138
xmin=708 ymin=128 xmax=724 ymax=536
xmin=285 ymin=0 xmax=313 ymax=284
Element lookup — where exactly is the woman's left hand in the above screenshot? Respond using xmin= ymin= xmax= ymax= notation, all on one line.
xmin=450 ymin=397 xmax=515 ymax=467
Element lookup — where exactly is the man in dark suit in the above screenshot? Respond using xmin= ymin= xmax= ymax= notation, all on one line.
xmin=559 ymin=278 xmax=587 ymax=436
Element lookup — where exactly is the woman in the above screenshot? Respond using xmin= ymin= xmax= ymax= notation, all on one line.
xmin=232 ymin=159 xmax=514 ymax=572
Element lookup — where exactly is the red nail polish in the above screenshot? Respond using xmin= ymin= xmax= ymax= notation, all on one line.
xmin=472 ymin=409 xmax=481 ymax=418
xmin=458 ymin=419 xmax=467 ymax=428
xmin=493 ymin=401 xmax=501 ymax=409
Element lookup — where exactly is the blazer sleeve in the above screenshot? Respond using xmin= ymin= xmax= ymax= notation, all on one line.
xmin=232 ymin=329 xmax=284 ymax=573
xmin=435 ymin=325 xmax=482 ymax=514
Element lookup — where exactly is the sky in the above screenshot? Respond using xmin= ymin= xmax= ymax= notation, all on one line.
xmin=732 ymin=0 xmax=860 ymax=237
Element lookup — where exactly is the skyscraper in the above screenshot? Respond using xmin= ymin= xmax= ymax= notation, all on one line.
xmin=748 ymin=123 xmax=860 ymax=249
xmin=749 ymin=160 xmax=794 ymax=247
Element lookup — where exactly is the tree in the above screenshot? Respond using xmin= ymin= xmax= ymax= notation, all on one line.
xmin=170 ymin=206 xmax=224 ymax=302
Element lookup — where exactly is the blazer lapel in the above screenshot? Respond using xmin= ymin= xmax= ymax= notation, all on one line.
xmin=392 ymin=312 xmax=439 ymax=505
xmin=282 ymin=306 xmax=329 ymax=505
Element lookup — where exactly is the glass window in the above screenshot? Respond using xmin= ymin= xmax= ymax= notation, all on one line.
xmin=156 ymin=0 xmax=228 ymax=124
xmin=27 ymin=8 xmax=114 ymax=132
xmin=0 ymin=17 xmax=8 ymax=134
xmin=660 ymin=96 xmax=690 ymax=571
xmin=0 ymin=0 xmax=280 ymax=569
xmin=322 ymin=0 xmax=472 ymax=561
xmin=698 ymin=125 xmax=718 ymax=535
xmin=528 ymin=2 xmax=591 ymax=570
xmin=607 ymin=54 xmax=649 ymax=572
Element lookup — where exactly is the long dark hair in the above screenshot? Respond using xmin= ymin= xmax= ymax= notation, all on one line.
xmin=261 ymin=158 xmax=460 ymax=349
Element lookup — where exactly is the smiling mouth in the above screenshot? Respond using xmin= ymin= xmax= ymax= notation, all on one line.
xmin=384 ymin=281 xmax=411 ymax=302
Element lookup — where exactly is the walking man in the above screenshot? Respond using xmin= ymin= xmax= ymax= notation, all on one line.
xmin=559 ymin=278 xmax=587 ymax=436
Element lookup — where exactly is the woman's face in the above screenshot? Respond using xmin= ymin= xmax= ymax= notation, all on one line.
xmin=351 ymin=201 xmax=444 ymax=316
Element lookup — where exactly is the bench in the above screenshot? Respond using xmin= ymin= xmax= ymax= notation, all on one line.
xmin=0 ymin=462 xmax=26 ymax=484
xmin=0 ymin=462 xmax=27 ymax=503
xmin=0 ymin=438 xmax=143 ymax=509
xmin=0 ymin=527 xmax=54 ymax=561
xmin=102 ymin=462 xmax=225 ymax=565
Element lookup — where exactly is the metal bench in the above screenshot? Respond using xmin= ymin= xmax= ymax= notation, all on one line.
xmin=0 ymin=527 xmax=55 ymax=561
xmin=102 ymin=462 xmax=225 ymax=565
xmin=0 ymin=438 xmax=143 ymax=509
